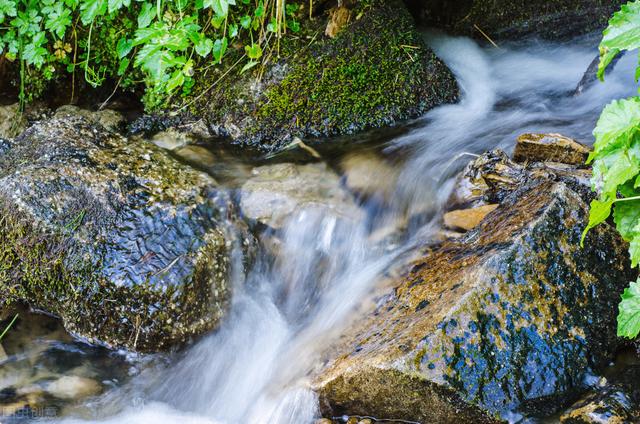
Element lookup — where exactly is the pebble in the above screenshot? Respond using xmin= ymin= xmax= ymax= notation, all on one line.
xmin=45 ymin=376 xmax=102 ymax=400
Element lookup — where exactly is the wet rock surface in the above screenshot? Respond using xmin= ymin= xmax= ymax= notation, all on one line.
xmin=239 ymin=162 xmax=364 ymax=229
xmin=0 ymin=116 xmax=246 ymax=351
xmin=314 ymin=146 xmax=635 ymax=422
xmin=513 ymin=133 xmax=591 ymax=166
xmin=415 ymin=0 xmax=626 ymax=41
xmin=0 ymin=308 xmax=131 ymax=421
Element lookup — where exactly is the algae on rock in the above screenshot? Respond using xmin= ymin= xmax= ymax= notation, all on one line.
xmin=200 ymin=0 xmax=458 ymax=150
xmin=0 ymin=116 xmax=247 ymax=352
xmin=314 ymin=152 xmax=635 ymax=423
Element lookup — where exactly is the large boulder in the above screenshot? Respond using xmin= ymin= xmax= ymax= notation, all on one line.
xmin=314 ymin=151 xmax=635 ymax=422
xmin=195 ymin=0 xmax=458 ymax=151
xmin=412 ymin=0 xmax=626 ymax=41
xmin=0 ymin=116 xmax=248 ymax=352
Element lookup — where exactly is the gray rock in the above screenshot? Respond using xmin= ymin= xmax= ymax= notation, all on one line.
xmin=0 ymin=103 xmax=26 ymax=139
xmin=54 ymin=105 xmax=125 ymax=133
xmin=0 ymin=116 xmax=248 ymax=351
xmin=240 ymin=162 xmax=364 ymax=229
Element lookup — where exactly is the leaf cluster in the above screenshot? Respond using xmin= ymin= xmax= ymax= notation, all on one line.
xmin=0 ymin=0 xmax=304 ymax=108
xmin=585 ymin=0 xmax=640 ymax=339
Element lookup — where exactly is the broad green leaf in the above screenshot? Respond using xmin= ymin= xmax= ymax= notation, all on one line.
xmin=591 ymin=98 xmax=640 ymax=161
xmin=212 ymin=37 xmax=227 ymax=63
xmin=137 ymin=2 xmax=155 ymax=28
xmin=599 ymin=1 xmax=640 ymax=80
xmin=116 ymin=38 xmax=133 ymax=59
xmin=108 ymin=0 xmax=130 ymax=13
xmin=195 ymin=37 xmax=213 ymax=57
xmin=592 ymin=148 xmax=639 ymax=199
xmin=0 ymin=0 xmax=17 ymax=24
xmin=80 ymin=0 xmax=107 ymax=24
xmin=203 ymin=0 xmax=228 ymax=17
xmin=245 ymin=43 xmax=262 ymax=60
xmin=618 ymin=279 xmax=640 ymax=338
xmin=614 ymin=199 xmax=640 ymax=240
xmin=630 ymin=236 xmax=640 ymax=267
xmin=117 ymin=58 xmax=130 ymax=75
xmin=166 ymin=70 xmax=185 ymax=92
xmin=581 ymin=198 xmax=614 ymax=245
xmin=239 ymin=15 xmax=251 ymax=28
xmin=45 ymin=7 xmax=72 ymax=39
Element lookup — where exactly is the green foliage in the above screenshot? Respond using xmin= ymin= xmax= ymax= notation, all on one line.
xmin=585 ymin=0 xmax=640 ymax=339
xmin=0 ymin=0 xmax=304 ymax=109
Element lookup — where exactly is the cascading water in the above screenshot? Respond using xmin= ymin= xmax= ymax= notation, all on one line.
xmin=52 ymin=31 xmax=638 ymax=424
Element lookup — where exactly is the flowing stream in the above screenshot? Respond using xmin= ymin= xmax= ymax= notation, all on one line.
xmin=24 ymin=31 xmax=639 ymax=424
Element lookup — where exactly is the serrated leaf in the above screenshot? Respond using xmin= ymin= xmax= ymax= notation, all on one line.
xmin=80 ymin=0 xmax=107 ymax=24
xmin=614 ymin=199 xmax=640 ymax=241
xmin=137 ymin=2 xmax=155 ymax=28
xmin=618 ymin=279 xmax=640 ymax=338
xmin=166 ymin=70 xmax=185 ymax=92
xmin=630 ymin=236 xmax=640 ymax=268
xmin=591 ymin=98 xmax=640 ymax=161
xmin=0 ymin=0 xmax=18 ymax=24
xmin=108 ymin=0 xmax=130 ymax=13
xmin=582 ymin=198 xmax=614 ymax=245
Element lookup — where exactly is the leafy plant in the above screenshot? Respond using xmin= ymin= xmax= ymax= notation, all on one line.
xmin=583 ymin=0 xmax=640 ymax=339
xmin=0 ymin=0 xmax=305 ymax=109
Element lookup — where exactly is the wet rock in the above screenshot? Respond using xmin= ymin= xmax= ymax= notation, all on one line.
xmin=340 ymin=151 xmax=399 ymax=202
xmin=0 ymin=343 xmax=6 ymax=362
xmin=513 ymin=133 xmax=591 ymax=165
xmin=315 ymin=419 xmax=333 ymax=424
xmin=45 ymin=376 xmax=101 ymax=400
xmin=149 ymin=127 xmax=198 ymax=151
xmin=314 ymin=168 xmax=634 ymax=422
xmin=560 ymin=386 xmax=639 ymax=423
xmin=0 ymin=116 xmax=246 ymax=351
xmin=446 ymin=149 xmax=593 ymax=211
xmin=443 ymin=204 xmax=498 ymax=231
xmin=240 ymin=162 xmax=364 ymax=229
xmin=0 ymin=103 xmax=26 ymax=139
xmin=202 ymin=0 xmax=458 ymax=151
xmin=54 ymin=105 xmax=125 ymax=133
xmin=416 ymin=0 xmax=626 ymax=41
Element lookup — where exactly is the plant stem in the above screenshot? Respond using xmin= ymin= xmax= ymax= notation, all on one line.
xmin=0 ymin=314 xmax=19 ymax=342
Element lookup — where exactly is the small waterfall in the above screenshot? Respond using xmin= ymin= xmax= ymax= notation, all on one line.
xmin=55 ymin=31 xmax=639 ymax=424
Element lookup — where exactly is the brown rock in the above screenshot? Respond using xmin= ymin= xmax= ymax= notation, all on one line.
xmin=326 ymin=5 xmax=352 ymax=38
xmin=513 ymin=133 xmax=591 ymax=165
xmin=443 ymin=204 xmax=499 ymax=231
xmin=314 ymin=179 xmax=633 ymax=423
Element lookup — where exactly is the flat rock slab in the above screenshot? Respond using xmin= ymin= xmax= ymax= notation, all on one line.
xmin=513 ymin=133 xmax=591 ymax=165
xmin=0 ymin=116 xmax=246 ymax=351
xmin=315 ymin=179 xmax=634 ymax=422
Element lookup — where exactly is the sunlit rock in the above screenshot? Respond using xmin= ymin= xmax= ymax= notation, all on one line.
xmin=513 ymin=133 xmax=591 ymax=165
xmin=314 ymin=159 xmax=634 ymax=422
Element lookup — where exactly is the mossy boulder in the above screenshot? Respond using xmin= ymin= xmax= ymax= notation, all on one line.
xmin=414 ymin=0 xmax=626 ymax=41
xmin=0 ymin=116 xmax=248 ymax=352
xmin=314 ymin=153 xmax=635 ymax=422
xmin=199 ymin=0 xmax=458 ymax=151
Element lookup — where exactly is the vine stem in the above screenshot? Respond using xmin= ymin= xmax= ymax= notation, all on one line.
xmin=615 ymin=195 xmax=640 ymax=203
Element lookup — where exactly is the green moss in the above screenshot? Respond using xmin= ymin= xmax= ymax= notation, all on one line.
xmin=254 ymin=0 xmax=457 ymax=142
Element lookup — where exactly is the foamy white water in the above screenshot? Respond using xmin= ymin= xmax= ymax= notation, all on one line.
xmin=52 ymin=32 xmax=638 ymax=424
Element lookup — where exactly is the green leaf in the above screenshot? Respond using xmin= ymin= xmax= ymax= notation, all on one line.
xmin=80 ymin=0 xmax=107 ymax=24
xmin=630 ymin=236 xmax=640 ymax=268
xmin=581 ymin=198 xmax=614 ymax=245
xmin=108 ymin=0 xmax=130 ymax=13
xmin=45 ymin=6 xmax=72 ymax=39
xmin=614 ymin=199 xmax=640 ymax=241
xmin=599 ymin=0 xmax=640 ymax=80
xmin=137 ymin=2 xmax=155 ymax=28
xmin=0 ymin=0 xmax=18 ymax=24
xmin=166 ymin=70 xmax=185 ymax=92
xmin=240 ymin=59 xmax=258 ymax=73
xmin=618 ymin=279 xmax=640 ymax=338
xmin=195 ymin=36 xmax=213 ymax=57
xmin=116 ymin=37 xmax=133 ymax=59
xmin=212 ymin=36 xmax=227 ymax=63
xmin=117 ymin=58 xmax=130 ymax=75
xmin=245 ymin=42 xmax=262 ymax=60
xmin=591 ymin=98 xmax=640 ymax=161
xmin=203 ymin=0 xmax=228 ymax=17
xmin=239 ymin=15 xmax=251 ymax=28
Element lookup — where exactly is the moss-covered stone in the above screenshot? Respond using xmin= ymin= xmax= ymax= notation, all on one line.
xmin=314 ymin=156 xmax=635 ymax=422
xmin=200 ymin=0 xmax=458 ymax=151
xmin=415 ymin=0 xmax=627 ymax=41
xmin=0 ymin=115 xmax=248 ymax=352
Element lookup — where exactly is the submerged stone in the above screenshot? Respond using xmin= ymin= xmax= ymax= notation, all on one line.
xmin=0 ymin=116 xmax=246 ymax=351
xmin=314 ymin=156 xmax=634 ymax=422
xmin=239 ymin=162 xmax=364 ymax=229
